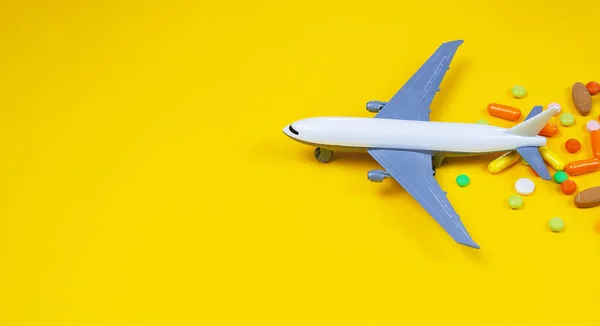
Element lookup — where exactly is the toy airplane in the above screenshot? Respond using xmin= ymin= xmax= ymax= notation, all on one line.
xmin=282 ymin=40 xmax=556 ymax=249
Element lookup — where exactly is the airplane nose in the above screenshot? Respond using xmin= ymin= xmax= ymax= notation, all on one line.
xmin=283 ymin=124 xmax=299 ymax=138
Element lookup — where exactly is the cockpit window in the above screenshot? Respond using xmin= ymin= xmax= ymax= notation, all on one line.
xmin=288 ymin=125 xmax=299 ymax=135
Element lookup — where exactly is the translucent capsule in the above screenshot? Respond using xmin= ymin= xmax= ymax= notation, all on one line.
xmin=564 ymin=158 xmax=600 ymax=176
xmin=539 ymin=146 xmax=565 ymax=171
xmin=487 ymin=103 xmax=522 ymax=121
xmin=488 ymin=151 xmax=520 ymax=174
xmin=538 ymin=122 xmax=559 ymax=137
xmin=592 ymin=130 xmax=600 ymax=159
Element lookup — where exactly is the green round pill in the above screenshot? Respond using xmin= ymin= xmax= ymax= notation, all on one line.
xmin=475 ymin=119 xmax=489 ymax=125
xmin=511 ymin=85 xmax=527 ymax=98
xmin=553 ymin=171 xmax=568 ymax=184
xmin=508 ymin=195 xmax=524 ymax=209
xmin=456 ymin=174 xmax=470 ymax=187
xmin=559 ymin=113 xmax=575 ymax=127
xmin=549 ymin=217 xmax=565 ymax=232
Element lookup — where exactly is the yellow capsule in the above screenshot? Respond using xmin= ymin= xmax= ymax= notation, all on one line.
xmin=488 ymin=151 xmax=520 ymax=173
xmin=538 ymin=146 xmax=565 ymax=171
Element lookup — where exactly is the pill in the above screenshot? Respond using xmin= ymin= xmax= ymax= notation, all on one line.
xmin=487 ymin=103 xmax=522 ymax=121
xmin=587 ymin=120 xmax=600 ymax=133
xmin=508 ymin=195 xmax=524 ymax=209
xmin=572 ymin=82 xmax=593 ymax=115
xmin=456 ymin=174 xmax=470 ymax=187
xmin=538 ymin=122 xmax=559 ymax=137
xmin=574 ymin=186 xmax=600 ymax=208
xmin=515 ymin=178 xmax=535 ymax=195
xmin=549 ymin=217 xmax=565 ymax=232
xmin=488 ymin=151 xmax=520 ymax=173
xmin=547 ymin=102 xmax=562 ymax=116
xmin=511 ymin=85 xmax=527 ymax=98
xmin=553 ymin=171 xmax=568 ymax=184
xmin=592 ymin=130 xmax=600 ymax=158
xmin=564 ymin=158 xmax=600 ymax=176
xmin=565 ymin=139 xmax=581 ymax=153
xmin=586 ymin=81 xmax=600 ymax=95
xmin=539 ymin=146 xmax=566 ymax=171
xmin=560 ymin=113 xmax=575 ymax=127
xmin=560 ymin=180 xmax=577 ymax=195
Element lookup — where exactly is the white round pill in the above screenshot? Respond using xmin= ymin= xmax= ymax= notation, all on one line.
xmin=515 ymin=178 xmax=535 ymax=195
xmin=586 ymin=120 xmax=600 ymax=133
xmin=547 ymin=102 xmax=561 ymax=116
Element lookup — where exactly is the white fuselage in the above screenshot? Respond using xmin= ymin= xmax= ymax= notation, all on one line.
xmin=283 ymin=117 xmax=547 ymax=153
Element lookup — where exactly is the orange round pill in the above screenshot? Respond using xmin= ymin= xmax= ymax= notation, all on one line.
xmin=560 ymin=179 xmax=577 ymax=195
xmin=586 ymin=81 xmax=600 ymax=95
xmin=565 ymin=139 xmax=581 ymax=153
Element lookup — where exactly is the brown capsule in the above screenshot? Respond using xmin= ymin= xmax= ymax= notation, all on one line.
xmin=574 ymin=186 xmax=600 ymax=208
xmin=572 ymin=82 xmax=592 ymax=116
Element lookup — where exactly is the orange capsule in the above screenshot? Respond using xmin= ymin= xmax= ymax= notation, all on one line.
xmin=592 ymin=130 xmax=600 ymax=159
xmin=487 ymin=103 xmax=522 ymax=121
xmin=538 ymin=122 xmax=559 ymax=137
xmin=564 ymin=157 xmax=600 ymax=176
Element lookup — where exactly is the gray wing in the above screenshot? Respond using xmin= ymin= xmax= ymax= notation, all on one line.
xmin=367 ymin=148 xmax=479 ymax=249
xmin=374 ymin=40 xmax=463 ymax=121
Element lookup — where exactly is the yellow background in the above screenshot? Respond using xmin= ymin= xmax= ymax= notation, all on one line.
xmin=1 ymin=1 xmax=599 ymax=325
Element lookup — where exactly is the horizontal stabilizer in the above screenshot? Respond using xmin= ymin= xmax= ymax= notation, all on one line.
xmin=516 ymin=146 xmax=551 ymax=180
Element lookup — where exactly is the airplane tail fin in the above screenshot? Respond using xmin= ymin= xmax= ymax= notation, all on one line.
xmin=505 ymin=105 xmax=559 ymax=137
xmin=507 ymin=105 xmax=557 ymax=180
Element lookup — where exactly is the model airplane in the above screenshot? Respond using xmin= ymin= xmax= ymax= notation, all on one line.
xmin=282 ymin=40 xmax=557 ymax=249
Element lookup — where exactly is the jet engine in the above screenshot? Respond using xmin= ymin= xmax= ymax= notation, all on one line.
xmin=366 ymin=100 xmax=387 ymax=113
xmin=367 ymin=170 xmax=391 ymax=182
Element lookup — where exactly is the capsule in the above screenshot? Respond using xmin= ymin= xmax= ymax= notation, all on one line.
xmin=538 ymin=146 xmax=565 ymax=171
xmin=487 ymin=103 xmax=522 ymax=121
xmin=591 ymin=130 xmax=600 ymax=159
xmin=565 ymin=158 xmax=600 ymax=176
xmin=488 ymin=151 xmax=520 ymax=173
xmin=538 ymin=122 xmax=559 ymax=137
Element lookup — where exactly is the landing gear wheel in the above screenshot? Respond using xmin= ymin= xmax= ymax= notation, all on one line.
xmin=314 ymin=147 xmax=333 ymax=163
